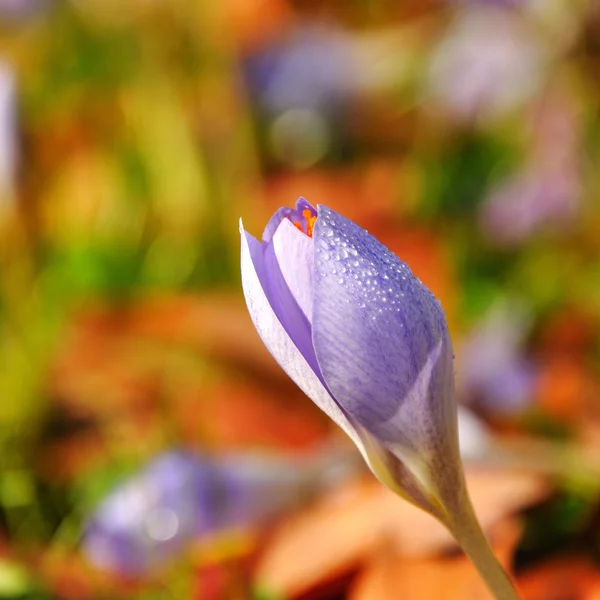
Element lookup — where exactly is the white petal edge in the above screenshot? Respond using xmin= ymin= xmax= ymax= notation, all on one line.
xmin=271 ymin=218 xmax=314 ymax=322
xmin=240 ymin=218 xmax=369 ymax=461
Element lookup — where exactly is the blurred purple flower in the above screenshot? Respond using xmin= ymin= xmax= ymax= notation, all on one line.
xmin=242 ymin=23 xmax=400 ymax=168
xmin=480 ymin=91 xmax=582 ymax=244
xmin=458 ymin=300 xmax=537 ymax=414
xmin=427 ymin=7 xmax=547 ymax=123
xmin=83 ymin=450 xmax=352 ymax=575
xmin=0 ymin=62 xmax=17 ymax=199
xmin=240 ymin=198 xmax=465 ymax=517
xmin=0 ymin=0 xmax=46 ymax=22
xmin=243 ymin=24 xmax=363 ymax=117
xmin=480 ymin=167 xmax=580 ymax=244
xmin=443 ymin=0 xmax=523 ymax=7
xmin=84 ymin=452 xmax=214 ymax=574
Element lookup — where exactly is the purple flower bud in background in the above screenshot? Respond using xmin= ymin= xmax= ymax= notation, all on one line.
xmin=480 ymin=90 xmax=582 ymax=244
xmin=242 ymin=22 xmax=403 ymax=169
xmin=83 ymin=449 xmax=357 ymax=575
xmin=83 ymin=452 xmax=215 ymax=575
xmin=0 ymin=62 xmax=17 ymax=200
xmin=427 ymin=7 xmax=547 ymax=123
xmin=0 ymin=0 xmax=46 ymax=22
xmin=480 ymin=167 xmax=581 ymax=244
xmin=243 ymin=24 xmax=359 ymax=118
xmin=458 ymin=300 xmax=538 ymax=414
xmin=242 ymin=23 xmax=361 ymax=169
xmin=240 ymin=199 xmax=520 ymax=598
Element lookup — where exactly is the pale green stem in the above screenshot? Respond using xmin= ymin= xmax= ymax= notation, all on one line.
xmin=446 ymin=493 xmax=520 ymax=600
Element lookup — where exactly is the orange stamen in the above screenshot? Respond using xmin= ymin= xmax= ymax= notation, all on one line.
xmin=288 ymin=209 xmax=317 ymax=237
xmin=303 ymin=209 xmax=317 ymax=238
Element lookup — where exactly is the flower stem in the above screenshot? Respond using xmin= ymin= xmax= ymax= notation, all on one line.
xmin=446 ymin=494 xmax=520 ymax=600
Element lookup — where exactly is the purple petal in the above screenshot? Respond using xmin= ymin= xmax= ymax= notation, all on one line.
xmin=270 ymin=218 xmax=314 ymax=322
xmin=250 ymin=222 xmax=317 ymax=375
xmin=239 ymin=219 xmax=367 ymax=456
xmin=262 ymin=196 xmax=317 ymax=243
xmin=295 ymin=196 xmax=317 ymax=215
xmin=262 ymin=206 xmax=297 ymax=243
xmin=312 ymin=206 xmax=457 ymax=457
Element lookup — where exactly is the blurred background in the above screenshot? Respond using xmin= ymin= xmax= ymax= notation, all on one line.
xmin=0 ymin=0 xmax=600 ymax=598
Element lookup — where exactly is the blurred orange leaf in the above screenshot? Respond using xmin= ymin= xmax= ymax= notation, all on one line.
xmin=517 ymin=556 xmax=600 ymax=600
xmin=535 ymin=357 xmax=595 ymax=421
xmin=256 ymin=468 xmax=548 ymax=598
xmin=349 ymin=518 xmax=521 ymax=600
xmin=265 ymin=162 xmax=403 ymax=226
xmin=131 ymin=293 xmax=284 ymax=378
xmin=222 ymin=0 xmax=293 ymax=51
xmin=195 ymin=380 xmax=329 ymax=451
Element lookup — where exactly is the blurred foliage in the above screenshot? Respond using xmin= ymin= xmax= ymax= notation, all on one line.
xmin=0 ymin=0 xmax=598 ymax=598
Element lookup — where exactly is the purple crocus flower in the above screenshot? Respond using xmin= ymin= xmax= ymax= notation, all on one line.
xmin=240 ymin=198 xmax=460 ymax=514
xmin=240 ymin=198 xmax=519 ymax=598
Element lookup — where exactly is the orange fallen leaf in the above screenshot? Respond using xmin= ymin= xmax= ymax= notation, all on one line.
xmin=349 ymin=517 xmax=521 ymax=600
xmin=517 ymin=556 xmax=600 ymax=600
xmin=130 ymin=293 xmax=285 ymax=379
xmin=535 ymin=357 xmax=592 ymax=421
xmin=256 ymin=468 xmax=548 ymax=598
xmin=197 ymin=379 xmax=329 ymax=451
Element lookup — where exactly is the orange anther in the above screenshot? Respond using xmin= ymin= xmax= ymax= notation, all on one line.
xmin=287 ymin=209 xmax=317 ymax=237
xmin=303 ymin=209 xmax=317 ymax=238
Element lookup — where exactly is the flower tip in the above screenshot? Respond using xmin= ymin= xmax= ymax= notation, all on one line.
xmin=239 ymin=217 xmax=245 ymax=234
